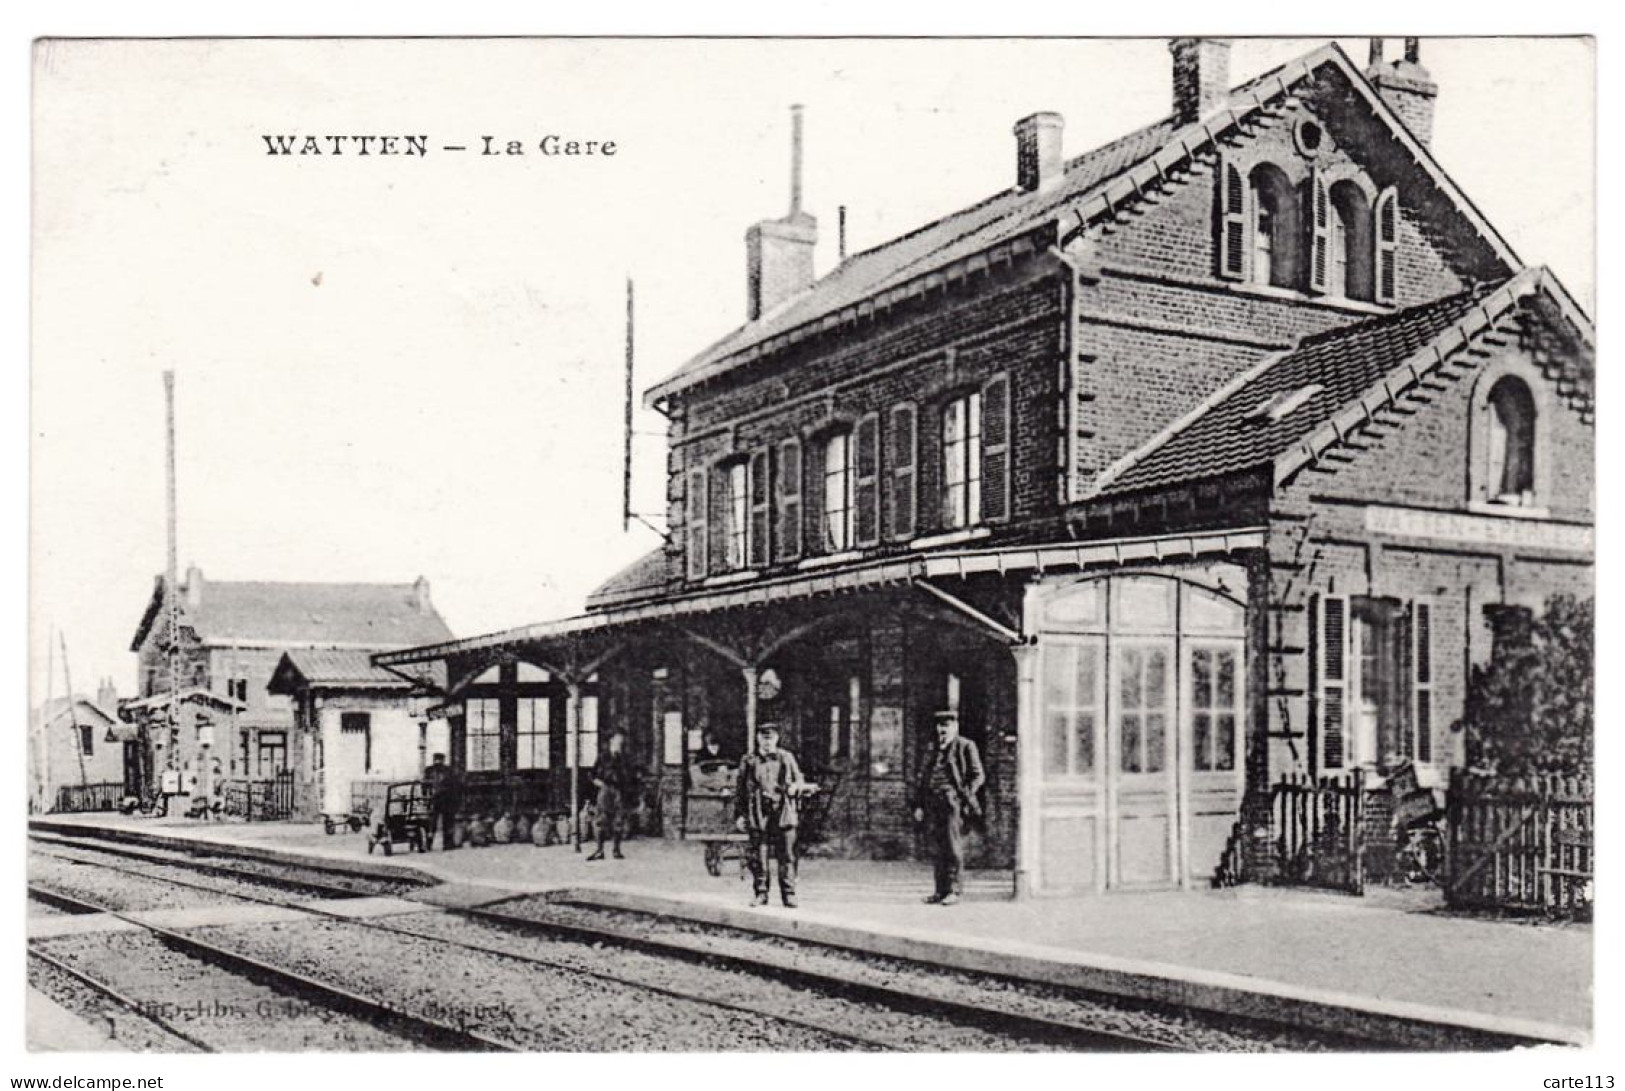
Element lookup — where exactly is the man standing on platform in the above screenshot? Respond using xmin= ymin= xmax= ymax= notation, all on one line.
xmin=912 ymin=710 xmax=985 ymax=906
xmin=588 ymin=731 xmax=638 ymax=861
xmin=423 ymin=752 xmax=457 ymax=851
xmin=733 ymin=724 xmax=807 ymax=908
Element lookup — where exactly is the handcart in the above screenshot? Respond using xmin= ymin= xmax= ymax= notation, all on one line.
xmin=684 ymin=763 xmax=835 ymax=878
xmin=366 ymin=780 xmax=434 ymax=855
xmin=322 ymin=797 xmax=372 ymax=836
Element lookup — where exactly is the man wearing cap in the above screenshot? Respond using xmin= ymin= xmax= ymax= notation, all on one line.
xmin=588 ymin=731 xmax=638 ymax=861
xmin=733 ymin=724 xmax=808 ymax=908
xmin=912 ymin=710 xmax=985 ymax=906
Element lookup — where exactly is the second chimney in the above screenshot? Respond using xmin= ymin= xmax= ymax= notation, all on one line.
xmin=745 ymin=105 xmax=819 ymax=321
xmin=1366 ymin=37 xmax=1439 ymax=146
xmin=1169 ymin=38 xmax=1231 ymax=124
xmin=1014 ymin=112 xmax=1065 ymax=192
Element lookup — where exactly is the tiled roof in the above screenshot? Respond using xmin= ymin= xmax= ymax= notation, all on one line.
xmin=37 ymin=696 xmax=116 ymax=726
xmin=270 ymin=648 xmax=419 ymax=692
xmin=1095 ymin=283 xmax=1506 ymax=497
xmin=584 ymin=548 xmax=669 ymax=611
xmin=649 ymin=115 xmax=1179 ymax=401
xmin=133 ymin=579 xmax=454 ymax=650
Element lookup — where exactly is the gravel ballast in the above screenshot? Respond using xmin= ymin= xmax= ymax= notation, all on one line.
xmin=31 ymin=930 xmax=432 ymax=1052
xmin=499 ymin=897 xmax=1347 ymax=1051
xmin=189 ymin=915 xmax=863 ymax=1051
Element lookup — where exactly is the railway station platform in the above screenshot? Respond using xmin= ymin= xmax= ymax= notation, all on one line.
xmin=26 ymin=988 xmax=124 ymax=1051
xmin=32 ymin=813 xmax=1593 ymax=1044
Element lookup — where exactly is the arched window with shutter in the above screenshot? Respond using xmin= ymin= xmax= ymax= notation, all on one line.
xmin=1247 ymin=163 xmax=1299 ymax=289
xmin=1307 ymin=169 xmax=1331 ymax=295
xmin=1373 ymin=187 xmax=1399 ymax=304
xmin=1218 ymin=160 xmax=1247 ymax=281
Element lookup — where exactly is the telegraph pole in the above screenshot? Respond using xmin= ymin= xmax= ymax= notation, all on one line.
xmin=164 ymin=371 xmax=180 ymax=782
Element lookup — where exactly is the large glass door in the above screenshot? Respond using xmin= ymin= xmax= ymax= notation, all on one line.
xmin=1109 ymin=640 xmax=1176 ymax=887
xmin=1183 ymin=640 xmax=1245 ymax=882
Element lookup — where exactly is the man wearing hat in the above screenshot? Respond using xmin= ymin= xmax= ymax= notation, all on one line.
xmin=912 ymin=710 xmax=985 ymax=906
xmin=733 ymin=724 xmax=808 ymax=908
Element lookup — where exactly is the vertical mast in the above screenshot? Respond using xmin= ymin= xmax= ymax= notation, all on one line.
xmin=60 ymin=631 xmax=86 ymax=787
xmin=37 ymin=626 xmax=55 ymax=812
xmin=621 ymin=278 xmax=635 ymax=533
xmin=164 ymin=371 xmax=180 ymax=769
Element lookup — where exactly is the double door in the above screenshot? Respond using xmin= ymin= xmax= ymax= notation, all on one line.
xmin=1039 ymin=635 xmax=1243 ymax=890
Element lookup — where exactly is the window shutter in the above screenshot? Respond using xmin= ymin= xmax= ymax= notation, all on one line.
xmin=775 ymin=437 xmax=803 ymax=561
xmin=854 ymin=413 xmax=880 ymax=547
xmin=748 ymin=448 xmax=770 ymax=568
xmin=888 ymin=402 xmax=918 ymax=540
xmin=685 ymin=467 xmax=708 ymax=580
xmin=1307 ymin=169 xmax=1331 ymax=295
xmin=1219 ymin=160 xmax=1247 ymax=281
xmin=981 ymin=372 xmax=1012 ymax=523
xmin=1411 ymin=597 xmax=1434 ymax=764
xmin=1315 ymin=593 xmax=1349 ymax=771
xmin=1374 ymin=187 xmax=1398 ymax=304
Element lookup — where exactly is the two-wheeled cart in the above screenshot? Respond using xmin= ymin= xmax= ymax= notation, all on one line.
xmin=366 ymin=780 xmax=434 ymax=855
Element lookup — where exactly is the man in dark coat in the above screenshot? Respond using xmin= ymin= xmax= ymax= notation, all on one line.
xmin=589 ymin=731 xmax=638 ymax=860
xmin=733 ymin=724 xmax=808 ymax=908
xmin=912 ymin=710 xmax=985 ymax=905
xmin=422 ymin=753 xmax=458 ymax=851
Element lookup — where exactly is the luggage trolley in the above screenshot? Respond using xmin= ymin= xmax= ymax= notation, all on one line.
xmin=367 ymin=780 xmax=434 ymax=855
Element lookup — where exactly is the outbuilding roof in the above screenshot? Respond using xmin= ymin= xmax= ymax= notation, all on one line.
xmin=267 ymin=648 xmax=437 ymax=694
xmin=584 ymin=548 xmax=670 ymax=612
xmin=131 ymin=578 xmax=454 ymax=651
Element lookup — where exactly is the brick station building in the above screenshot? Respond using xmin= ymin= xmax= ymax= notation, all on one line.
xmin=378 ymin=38 xmax=1593 ymax=895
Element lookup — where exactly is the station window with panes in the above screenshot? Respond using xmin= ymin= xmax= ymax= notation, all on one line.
xmin=941 ymin=392 xmax=982 ymax=529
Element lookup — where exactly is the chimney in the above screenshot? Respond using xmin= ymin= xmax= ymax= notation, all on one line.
xmin=1013 ymin=112 xmax=1065 ymax=192
xmin=745 ymin=105 xmax=818 ymax=321
xmin=97 ymin=677 xmax=118 ymax=715
xmin=1169 ymin=38 xmax=1231 ymax=124
xmin=412 ymin=575 xmax=433 ymax=615
xmin=1366 ymin=37 xmax=1438 ymax=145
xmin=183 ymin=563 xmax=203 ymax=608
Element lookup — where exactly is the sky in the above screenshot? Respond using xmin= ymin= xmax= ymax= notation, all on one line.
xmin=29 ymin=36 xmax=1594 ymax=702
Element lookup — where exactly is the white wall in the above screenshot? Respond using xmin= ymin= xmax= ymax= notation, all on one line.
xmin=317 ymin=694 xmax=423 ymax=815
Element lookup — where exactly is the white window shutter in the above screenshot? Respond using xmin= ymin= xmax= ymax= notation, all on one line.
xmin=748 ymin=448 xmax=771 ymax=569
xmin=854 ymin=413 xmax=880 ymax=547
xmin=1316 ymin=593 xmax=1349 ymax=771
xmin=888 ymin=402 xmax=917 ymax=540
xmin=980 ymin=372 xmax=1012 ymax=523
xmin=685 ymin=467 xmax=708 ymax=580
xmin=1374 ymin=187 xmax=1399 ymax=304
xmin=1308 ymin=169 xmax=1331 ymax=295
xmin=776 ymin=437 xmax=803 ymax=561
xmin=1411 ymin=597 xmax=1434 ymax=764
xmin=1219 ymin=160 xmax=1247 ymax=281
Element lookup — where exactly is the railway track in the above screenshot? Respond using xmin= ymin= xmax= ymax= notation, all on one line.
xmin=32 ymin=832 xmax=1532 ymax=1052
xmin=29 ymin=837 xmax=1200 ymax=1050
xmin=27 ymin=882 xmax=513 ymax=1052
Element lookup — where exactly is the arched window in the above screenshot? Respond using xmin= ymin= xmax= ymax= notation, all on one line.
xmin=1486 ymin=376 xmax=1536 ymax=505
xmin=1248 ymin=164 xmax=1298 ymax=289
xmin=1327 ymin=181 xmax=1374 ymax=301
